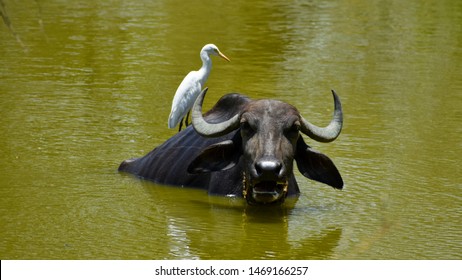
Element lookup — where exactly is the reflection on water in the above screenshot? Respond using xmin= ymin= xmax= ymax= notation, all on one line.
xmin=0 ymin=0 xmax=461 ymax=259
xmin=139 ymin=181 xmax=342 ymax=260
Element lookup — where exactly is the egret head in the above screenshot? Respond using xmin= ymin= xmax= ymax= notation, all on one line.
xmin=202 ymin=44 xmax=230 ymax=62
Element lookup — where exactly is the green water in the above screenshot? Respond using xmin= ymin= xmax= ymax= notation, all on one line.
xmin=1 ymin=0 xmax=461 ymax=259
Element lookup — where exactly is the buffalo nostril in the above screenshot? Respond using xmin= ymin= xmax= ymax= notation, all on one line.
xmin=255 ymin=160 xmax=282 ymax=177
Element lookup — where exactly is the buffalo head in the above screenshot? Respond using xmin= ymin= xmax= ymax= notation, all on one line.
xmin=188 ymin=88 xmax=343 ymax=205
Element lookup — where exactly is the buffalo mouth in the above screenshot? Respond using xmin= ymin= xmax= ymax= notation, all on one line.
xmin=243 ymin=174 xmax=289 ymax=204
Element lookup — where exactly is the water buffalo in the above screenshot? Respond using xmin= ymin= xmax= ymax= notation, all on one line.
xmin=119 ymin=88 xmax=343 ymax=205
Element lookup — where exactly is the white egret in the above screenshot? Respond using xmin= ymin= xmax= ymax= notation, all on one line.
xmin=168 ymin=44 xmax=230 ymax=130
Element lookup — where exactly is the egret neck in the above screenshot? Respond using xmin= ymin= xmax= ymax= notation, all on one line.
xmin=197 ymin=50 xmax=213 ymax=88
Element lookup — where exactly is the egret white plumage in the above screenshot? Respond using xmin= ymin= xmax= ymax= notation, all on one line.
xmin=168 ymin=44 xmax=230 ymax=130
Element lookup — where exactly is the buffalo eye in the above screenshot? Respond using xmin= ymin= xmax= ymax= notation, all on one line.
xmin=284 ymin=121 xmax=300 ymax=138
xmin=240 ymin=119 xmax=255 ymax=136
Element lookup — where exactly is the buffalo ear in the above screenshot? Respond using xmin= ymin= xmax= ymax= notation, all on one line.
xmin=188 ymin=140 xmax=240 ymax=174
xmin=294 ymin=137 xmax=343 ymax=189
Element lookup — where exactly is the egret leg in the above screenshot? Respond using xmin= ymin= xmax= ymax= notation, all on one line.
xmin=185 ymin=110 xmax=191 ymax=126
xmin=178 ymin=117 xmax=184 ymax=132
xmin=178 ymin=111 xmax=191 ymax=132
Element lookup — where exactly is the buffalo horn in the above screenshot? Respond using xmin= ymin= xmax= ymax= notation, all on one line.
xmin=300 ymin=90 xmax=343 ymax=143
xmin=191 ymin=88 xmax=240 ymax=137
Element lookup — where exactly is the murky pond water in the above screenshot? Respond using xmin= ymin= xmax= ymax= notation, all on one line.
xmin=1 ymin=0 xmax=461 ymax=259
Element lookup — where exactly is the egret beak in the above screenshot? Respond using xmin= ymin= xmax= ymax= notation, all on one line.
xmin=218 ymin=51 xmax=230 ymax=62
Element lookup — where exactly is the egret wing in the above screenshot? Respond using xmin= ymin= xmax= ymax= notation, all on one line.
xmin=168 ymin=71 xmax=201 ymax=128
